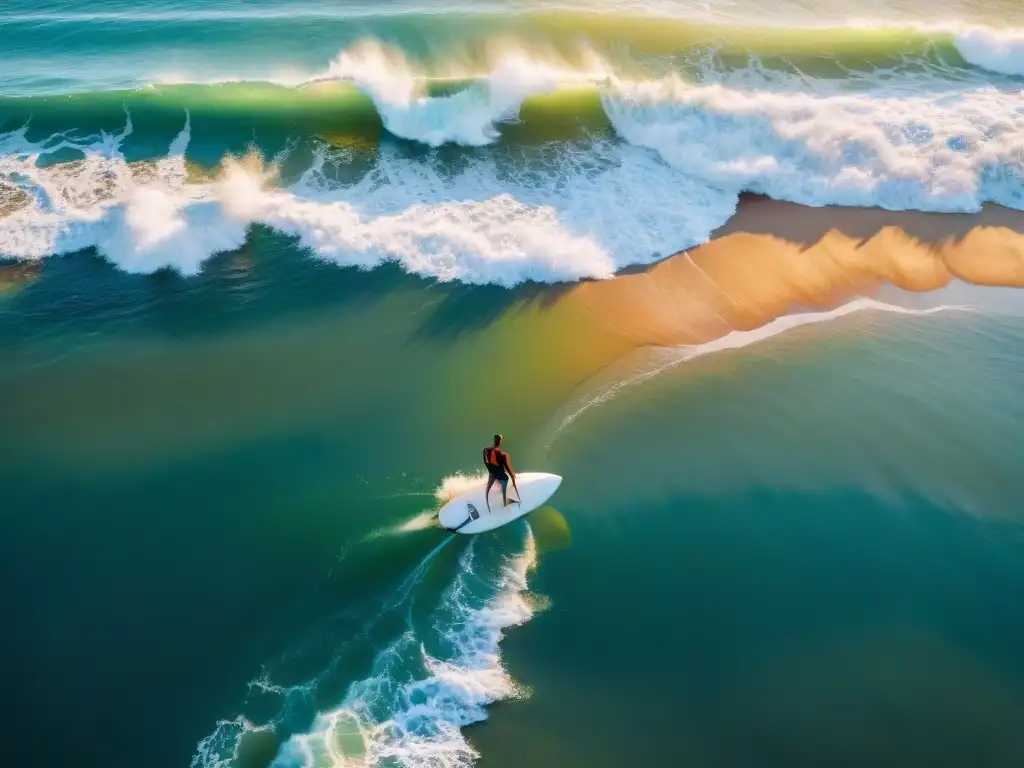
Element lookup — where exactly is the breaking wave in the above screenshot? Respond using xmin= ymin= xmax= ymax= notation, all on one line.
xmin=1 ymin=19 xmax=1022 ymax=285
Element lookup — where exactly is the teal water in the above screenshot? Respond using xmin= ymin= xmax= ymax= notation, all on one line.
xmin=4 ymin=0 xmax=1024 ymax=767
xmin=492 ymin=309 xmax=1024 ymax=767
xmin=5 ymin=252 xmax=1024 ymax=767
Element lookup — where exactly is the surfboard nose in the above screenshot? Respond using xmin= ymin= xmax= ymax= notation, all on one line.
xmin=534 ymin=473 xmax=562 ymax=498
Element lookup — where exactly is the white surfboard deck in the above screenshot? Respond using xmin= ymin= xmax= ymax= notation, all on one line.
xmin=438 ymin=472 xmax=562 ymax=534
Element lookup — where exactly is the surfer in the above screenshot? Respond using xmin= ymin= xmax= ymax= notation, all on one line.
xmin=483 ymin=433 xmax=519 ymax=511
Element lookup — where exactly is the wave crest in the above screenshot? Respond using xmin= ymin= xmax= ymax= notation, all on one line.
xmin=952 ymin=25 xmax=1024 ymax=77
xmin=2 ymin=37 xmax=1023 ymax=284
xmin=0 ymin=112 xmax=730 ymax=283
xmin=604 ymin=75 xmax=1024 ymax=213
xmin=320 ymin=40 xmax=608 ymax=147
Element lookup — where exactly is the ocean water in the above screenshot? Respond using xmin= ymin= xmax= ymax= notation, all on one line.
xmin=3 ymin=1 xmax=1024 ymax=767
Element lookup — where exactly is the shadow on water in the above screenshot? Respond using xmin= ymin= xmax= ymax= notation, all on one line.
xmin=529 ymin=505 xmax=573 ymax=556
xmin=0 ymin=230 xmax=431 ymax=343
xmin=1 ymin=231 xmax=579 ymax=348
xmin=411 ymin=280 xmax=572 ymax=342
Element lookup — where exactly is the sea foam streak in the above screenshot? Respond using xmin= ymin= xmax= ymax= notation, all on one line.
xmin=192 ymin=532 xmax=539 ymax=768
xmin=270 ymin=534 xmax=536 ymax=768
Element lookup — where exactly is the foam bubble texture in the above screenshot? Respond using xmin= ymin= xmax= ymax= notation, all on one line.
xmin=953 ymin=25 xmax=1024 ymax=77
xmin=268 ymin=533 xmax=537 ymax=768
xmin=0 ymin=116 xmax=732 ymax=284
xmin=2 ymin=46 xmax=1023 ymax=284
xmin=603 ymin=75 xmax=1024 ymax=213
xmin=321 ymin=41 xmax=605 ymax=148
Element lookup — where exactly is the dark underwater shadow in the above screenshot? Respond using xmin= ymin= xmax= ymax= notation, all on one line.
xmin=411 ymin=279 xmax=573 ymax=342
xmin=4 ymin=228 xmax=581 ymax=349
xmin=0 ymin=229 xmax=429 ymax=342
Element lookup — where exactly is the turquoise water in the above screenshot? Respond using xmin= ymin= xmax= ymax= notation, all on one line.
xmin=4 ymin=1 xmax=1024 ymax=767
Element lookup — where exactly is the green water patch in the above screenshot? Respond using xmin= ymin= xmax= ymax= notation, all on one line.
xmin=0 ymin=80 xmax=616 ymax=161
xmin=0 ymin=83 xmax=381 ymax=164
xmin=0 ymin=13 xmax=989 ymax=162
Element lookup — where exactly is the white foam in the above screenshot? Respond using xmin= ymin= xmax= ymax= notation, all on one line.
xmin=191 ymin=536 xmax=460 ymax=768
xmin=387 ymin=473 xmax=496 ymax=534
xmin=268 ymin=533 xmax=537 ymax=768
xmin=319 ymin=40 xmax=607 ymax=147
xmin=394 ymin=511 xmax=441 ymax=533
xmin=603 ymin=75 xmax=1024 ymax=213
xmin=0 ymin=115 xmax=731 ymax=283
xmin=840 ymin=20 xmax=1024 ymax=78
xmin=545 ymin=299 xmax=975 ymax=447
xmin=3 ymin=48 xmax=1023 ymax=284
xmin=952 ymin=25 xmax=1024 ymax=77
xmin=433 ymin=472 xmax=488 ymax=505
xmin=0 ymin=113 xmax=252 ymax=275
xmin=190 ymin=716 xmax=274 ymax=768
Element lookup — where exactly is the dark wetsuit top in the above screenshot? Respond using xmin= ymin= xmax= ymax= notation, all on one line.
xmin=483 ymin=447 xmax=510 ymax=480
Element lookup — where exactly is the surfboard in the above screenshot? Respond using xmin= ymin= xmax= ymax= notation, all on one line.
xmin=437 ymin=472 xmax=562 ymax=534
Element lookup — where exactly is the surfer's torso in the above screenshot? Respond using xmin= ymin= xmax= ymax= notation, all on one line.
xmin=483 ymin=447 xmax=509 ymax=478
